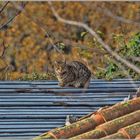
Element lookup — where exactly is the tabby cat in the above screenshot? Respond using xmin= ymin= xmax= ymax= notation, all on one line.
xmin=54 ymin=60 xmax=91 ymax=88
xmin=136 ymin=87 xmax=140 ymax=97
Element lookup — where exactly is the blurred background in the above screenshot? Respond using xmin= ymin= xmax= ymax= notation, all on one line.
xmin=0 ymin=1 xmax=140 ymax=80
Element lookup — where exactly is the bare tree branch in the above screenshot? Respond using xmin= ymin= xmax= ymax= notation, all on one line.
xmin=0 ymin=40 xmax=9 ymax=73
xmin=48 ymin=1 xmax=140 ymax=74
xmin=96 ymin=7 xmax=140 ymax=27
xmin=0 ymin=2 xmax=25 ymax=30
xmin=12 ymin=2 xmax=63 ymax=54
xmin=0 ymin=12 xmax=19 ymax=30
xmin=0 ymin=1 xmax=9 ymax=14
xmin=127 ymin=56 xmax=140 ymax=63
xmin=0 ymin=40 xmax=6 ymax=58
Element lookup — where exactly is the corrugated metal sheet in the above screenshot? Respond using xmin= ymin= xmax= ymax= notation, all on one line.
xmin=0 ymin=79 xmax=139 ymax=138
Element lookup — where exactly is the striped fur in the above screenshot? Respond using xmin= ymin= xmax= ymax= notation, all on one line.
xmin=54 ymin=61 xmax=91 ymax=88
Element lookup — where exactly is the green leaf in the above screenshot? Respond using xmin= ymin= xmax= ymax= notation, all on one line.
xmin=81 ymin=31 xmax=88 ymax=38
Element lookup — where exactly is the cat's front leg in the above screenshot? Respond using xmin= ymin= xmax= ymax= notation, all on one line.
xmin=74 ymin=82 xmax=83 ymax=88
xmin=58 ymin=82 xmax=65 ymax=87
xmin=59 ymin=82 xmax=73 ymax=87
xmin=65 ymin=82 xmax=75 ymax=87
xmin=74 ymin=76 xmax=90 ymax=88
xmin=66 ymin=81 xmax=82 ymax=88
xmin=73 ymin=78 xmax=88 ymax=88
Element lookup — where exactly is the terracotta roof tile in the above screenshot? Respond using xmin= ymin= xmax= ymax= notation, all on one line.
xmin=102 ymin=122 xmax=140 ymax=139
xmin=34 ymin=97 xmax=140 ymax=139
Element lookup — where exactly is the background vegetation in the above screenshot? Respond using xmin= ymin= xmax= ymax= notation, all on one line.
xmin=0 ymin=1 xmax=140 ymax=80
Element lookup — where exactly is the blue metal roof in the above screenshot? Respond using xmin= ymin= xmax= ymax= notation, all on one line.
xmin=0 ymin=79 xmax=139 ymax=138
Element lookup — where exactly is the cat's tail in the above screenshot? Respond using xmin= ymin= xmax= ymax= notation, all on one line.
xmin=84 ymin=77 xmax=91 ymax=89
xmin=81 ymin=78 xmax=90 ymax=93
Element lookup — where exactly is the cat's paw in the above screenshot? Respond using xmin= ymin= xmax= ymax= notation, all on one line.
xmin=65 ymin=83 xmax=73 ymax=87
xmin=74 ymin=83 xmax=83 ymax=88
xmin=58 ymin=82 xmax=65 ymax=87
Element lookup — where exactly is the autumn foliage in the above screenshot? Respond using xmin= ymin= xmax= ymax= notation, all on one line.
xmin=0 ymin=2 xmax=140 ymax=80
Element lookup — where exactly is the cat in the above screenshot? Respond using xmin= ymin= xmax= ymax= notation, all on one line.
xmin=54 ymin=60 xmax=91 ymax=88
xmin=65 ymin=115 xmax=79 ymax=126
xmin=136 ymin=87 xmax=140 ymax=97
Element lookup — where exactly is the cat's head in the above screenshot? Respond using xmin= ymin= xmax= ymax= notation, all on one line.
xmin=54 ymin=61 xmax=68 ymax=75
